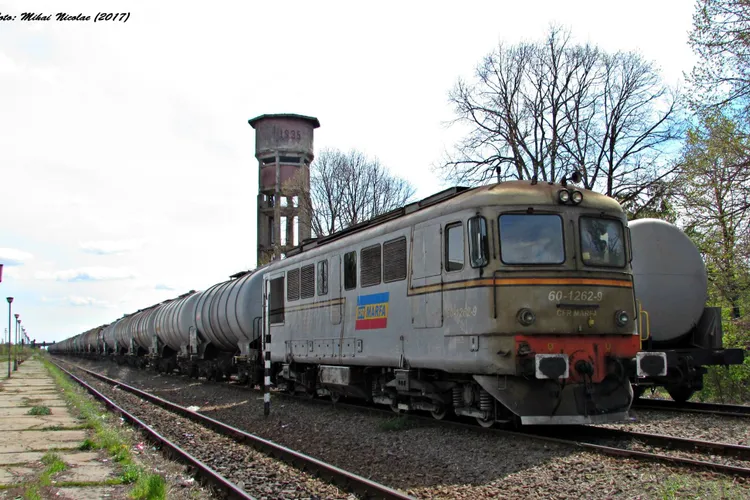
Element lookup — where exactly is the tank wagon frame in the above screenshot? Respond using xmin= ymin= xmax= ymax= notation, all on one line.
xmin=50 ymin=180 xmax=746 ymax=424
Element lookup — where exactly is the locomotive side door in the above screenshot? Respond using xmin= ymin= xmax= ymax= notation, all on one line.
xmin=411 ymin=221 xmax=443 ymax=328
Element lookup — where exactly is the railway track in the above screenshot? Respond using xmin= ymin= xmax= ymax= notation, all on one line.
xmin=51 ymin=362 xmax=254 ymax=500
xmin=54 ymin=357 xmax=750 ymax=481
xmin=50 ymin=358 xmax=414 ymax=500
xmin=633 ymin=397 xmax=750 ymax=418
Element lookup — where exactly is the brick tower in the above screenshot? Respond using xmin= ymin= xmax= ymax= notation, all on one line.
xmin=249 ymin=113 xmax=320 ymax=265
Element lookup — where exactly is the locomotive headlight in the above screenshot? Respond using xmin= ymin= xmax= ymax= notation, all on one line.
xmin=615 ymin=310 xmax=629 ymax=327
xmin=571 ymin=190 xmax=584 ymax=204
xmin=517 ymin=308 xmax=536 ymax=326
xmin=557 ymin=189 xmax=571 ymax=204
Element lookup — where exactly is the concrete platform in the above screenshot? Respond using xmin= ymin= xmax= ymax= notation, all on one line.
xmin=0 ymin=358 xmax=127 ymax=499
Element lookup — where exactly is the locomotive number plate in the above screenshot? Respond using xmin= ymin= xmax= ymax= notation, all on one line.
xmin=548 ymin=290 xmax=603 ymax=302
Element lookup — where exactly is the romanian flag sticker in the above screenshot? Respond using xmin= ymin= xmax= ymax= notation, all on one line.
xmin=355 ymin=292 xmax=389 ymax=330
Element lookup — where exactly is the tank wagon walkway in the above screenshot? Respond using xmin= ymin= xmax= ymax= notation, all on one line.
xmin=0 ymin=358 xmax=126 ymax=499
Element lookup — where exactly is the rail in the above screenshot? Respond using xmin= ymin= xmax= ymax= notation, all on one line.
xmin=50 ymin=361 xmax=255 ymax=500
xmin=52 ymin=358 xmax=414 ymax=500
xmin=633 ymin=398 xmax=750 ymax=418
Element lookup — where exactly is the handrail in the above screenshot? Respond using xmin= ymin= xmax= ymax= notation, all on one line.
xmin=637 ymin=300 xmax=651 ymax=344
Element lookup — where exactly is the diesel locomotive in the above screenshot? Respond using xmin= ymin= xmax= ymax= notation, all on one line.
xmin=51 ymin=178 xmax=670 ymax=426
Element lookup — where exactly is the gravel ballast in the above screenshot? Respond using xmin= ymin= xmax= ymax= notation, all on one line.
xmin=60 ymin=357 xmax=750 ymax=499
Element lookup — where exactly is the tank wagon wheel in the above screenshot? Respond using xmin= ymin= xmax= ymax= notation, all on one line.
xmin=330 ymin=392 xmax=341 ymax=404
xmin=666 ymin=385 xmax=696 ymax=404
xmin=476 ymin=416 xmax=495 ymax=428
xmin=390 ymin=401 xmax=404 ymax=414
xmin=430 ymin=407 xmax=447 ymax=420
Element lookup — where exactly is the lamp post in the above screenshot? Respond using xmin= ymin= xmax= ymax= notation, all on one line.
xmin=13 ymin=314 xmax=19 ymax=371
xmin=13 ymin=313 xmax=21 ymax=372
xmin=6 ymin=297 xmax=12 ymax=378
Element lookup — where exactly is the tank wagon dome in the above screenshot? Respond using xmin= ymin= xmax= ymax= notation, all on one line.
xmin=629 ymin=218 xmax=708 ymax=343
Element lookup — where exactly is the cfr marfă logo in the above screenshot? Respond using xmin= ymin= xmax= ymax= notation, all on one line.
xmin=355 ymin=292 xmax=389 ymax=330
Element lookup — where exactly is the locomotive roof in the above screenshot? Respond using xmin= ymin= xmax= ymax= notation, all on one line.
xmin=276 ymin=179 xmax=624 ymax=264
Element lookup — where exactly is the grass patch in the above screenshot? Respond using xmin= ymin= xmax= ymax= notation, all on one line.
xmin=657 ymin=474 xmax=747 ymax=499
xmin=129 ymin=473 xmax=166 ymax=500
xmin=40 ymin=452 xmax=67 ymax=485
xmin=39 ymin=357 xmax=169 ymax=498
xmin=120 ymin=463 xmax=143 ymax=484
xmin=20 ymin=452 xmax=69 ymax=497
xmin=27 ymin=406 xmax=51 ymax=416
xmin=378 ymin=415 xmax=415 ymax=432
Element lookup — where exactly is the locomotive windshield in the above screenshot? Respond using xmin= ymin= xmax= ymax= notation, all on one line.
xmin=580 ymin=217 xmax=626 ymax=267
xmin=498 ymin=214 xmax=565 ymax=264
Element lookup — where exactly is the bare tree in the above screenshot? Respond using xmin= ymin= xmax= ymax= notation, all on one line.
xmin=439 ymin=25 xmax=681 ymax=212
xmin=287 ymin=148 xmax=416 ymax=238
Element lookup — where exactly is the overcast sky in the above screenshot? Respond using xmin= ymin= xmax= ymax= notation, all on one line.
xmin=0 ymin=0 xmax=697 ymax=343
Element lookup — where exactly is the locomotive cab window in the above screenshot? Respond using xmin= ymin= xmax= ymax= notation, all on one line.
xmin=499 ymin=214 xmax=565 ymax=265
xmin=269 ymin=277 xmax=285 ymax=324
xmin=468 ymin=216 xmax=489 ymax=268
xmin=580 ymin=217 xmax=626 ymax=268
xmin=317 ymin=260 xmax=328 ymax=296
xmin=445 ymin=222 xmax=464 ymax=271
xmin=344 ymin=251 xmax=357 ymax=290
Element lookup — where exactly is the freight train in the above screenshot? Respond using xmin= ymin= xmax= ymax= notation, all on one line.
xmin=48 ymin=179 xmax=745 ymax=426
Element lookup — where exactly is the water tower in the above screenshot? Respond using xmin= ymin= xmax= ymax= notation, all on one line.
xmin=248 ymin=113 xmax=320 ymax=265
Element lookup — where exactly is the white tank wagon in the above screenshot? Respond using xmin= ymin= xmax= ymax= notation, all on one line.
xmin=189 ymin=269 xmax=265 ymax=381
xmin=629 ymin=218 xmax=745 ymax=402
xmin=630 ymin=219 xmax=708 ymax=343
xmin=57 ymin=269 xmax=266 ymax=380
xmin=151 ymin=290 xmax=201 ymax=372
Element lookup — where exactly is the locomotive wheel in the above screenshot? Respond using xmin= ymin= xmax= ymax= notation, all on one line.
xmin=476 ymin=416 xmax=495 ymax=428
xmin=666 ymin=385 xmax=695 ymax=404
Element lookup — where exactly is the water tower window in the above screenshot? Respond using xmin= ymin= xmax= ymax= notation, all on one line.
xmin=279 ymin=156 xmax=301 ymax=164
xmin=281 ymin=197 xmax=288 ymax=208
xmin=280 ymin=217 xmax=287 ymax=246
xmin=262 ymin=157 xmax=276 ymax=165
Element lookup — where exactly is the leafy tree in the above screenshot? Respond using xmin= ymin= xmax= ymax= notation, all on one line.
xmin=673 ymin=109 xmax=750 ymax=319
xmin=687 ymin=0 xmax=750 ymax=112
xmin=440 ymin=25 xmax=681 ymax=214
xmin=287 ymin=148 xmax=415 ymax=238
